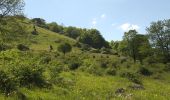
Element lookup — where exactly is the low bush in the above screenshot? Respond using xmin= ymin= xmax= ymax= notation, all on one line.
xmin=17 ymin=44 xmax=29 ymax=51
xmin=69 ymin=62 xmax=81 ymax=70
xmin=86 ymin=63 xmax=104 ymax=76
xmin=0 ymin=70 xmax=17 ymax=96
xmin=120 ymin=72 xmax=141 ymax=84
xmin=138 ymin=67 xmax=152 ymax=76
xmin=40 ymin=56 xmax=51 ymax=64
xmin=48 ymin=65 xmax=63 ymax=83
xmin=73 ymin=42 xmax=81 ymax=48
xmin=106 ymin=68 xmax=116 ymax=76
xmin=0 ymin=43 xmax=11 ymax=51
xmin=100 ymin=61 xmax=108 ymax=68
xmin=54 ymin=39 xmax=61 ymax=43
xmin=119 ymin=57 xmax=128 ymax=64
xmin=81 ymin=44 xmax=91 ymax=51
xmin=12 ymin=65 xmax=46 ymax=87
xmin=164 ymin=63 xmax=170 ymax=72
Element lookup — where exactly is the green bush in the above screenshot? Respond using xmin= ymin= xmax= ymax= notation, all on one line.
xmin=48 ymin=65 xmax=63 ymax=83
xmin=69 ymin=62 xmax=81 ymax=70
xmin=120 ymin=72 xmax=141 ymax=84
xmin=57 ymin=42 xmax=72 ymax=55
xmin=73 ymin=42 xmax=81 ymax=48
xmin=96 ymin=58 xmax=109 ymax=68
xmin=12 ymin=65 xmax=46 ymax=87
xmin=0 ymin=70 xmax=17 ymax=96
xmin=138 ymin=67 xmax=152 ymax=76
xmin=81 ymin=44 xmax=91 ymax=51
xmin=86 ymin=63 xmax=104 ymax=76
xmin=106 ymin=68 xmax=116 ymax=76
xmin=0 ymin=43 xmax=11 ymax=51
xmin=54 ymin=39 xmax=61 ymax=43
xmin=100 ymin=61 xmax=108 ymax=68
xmin=119 ymin=57 xmax=128 ymax=64
xmin=164 ymin=63 xmax=170 ymax=72
xmin=17 ymin=44 xmax=29 ymax=51
xmin=40 ymin=56 xmax=51 ymax=64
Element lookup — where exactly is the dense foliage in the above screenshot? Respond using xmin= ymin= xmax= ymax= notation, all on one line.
xmin=57 ymin=42 xmax=72 ymax=55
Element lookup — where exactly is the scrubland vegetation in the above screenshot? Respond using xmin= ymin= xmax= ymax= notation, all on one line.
xmin=0 ymin=0 xmax=170 ymax=100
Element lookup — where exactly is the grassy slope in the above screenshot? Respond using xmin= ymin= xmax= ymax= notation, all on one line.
xmin=1 ymin=72 xmax=170 ymax=100
xmin=27 ymin=25 xmax=76 ymax=51
xmin=1 ymin=23 xmax=170 ymax=100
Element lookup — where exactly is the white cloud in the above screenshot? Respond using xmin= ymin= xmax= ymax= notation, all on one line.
xmin=91 ymin=18 xmax=97 ymax=27
xmin=120 ymin=23 xmax=140 ymax=31
xmin=101 ymin=14 xmax=106 ymax=19
xmin=111 ymin=23 xmax=117 ymax=27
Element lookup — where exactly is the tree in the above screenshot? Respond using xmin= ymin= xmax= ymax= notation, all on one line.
xmin=58 ymin=43 xmax=72 ymax=55
xmin=110 ymin=41 xmax=120 ymax=51
xmin=63 ymin=26 xmax=80 ymax=39
xmin=31 ymin=18 xmax=47 ymax=28
xmin=79 ymin=29 xmax=108 ymax=49
xmin=135 ymin=34 xmax=151 ymax=63
xmin=47 ymin=22 xmax=63 ymax=33
xmin=79 ymin=32 xmax=93 ymax=47
xmin=118 ymin=40 xmax=128 ymax=55
xmin=121 ymin=30 xmax=152 ymax=63
xmin=147 ymin=19 xmax=170 ymax=62
xmin=0 ymin=0 xmax=25 ymax=33
xmin=0 ymin=0 xmax=25 ymax=18
xmin=123 ymin=30 xmax=138 ymax=63
xmin=0 ymin=0 xmax=26 ymax=44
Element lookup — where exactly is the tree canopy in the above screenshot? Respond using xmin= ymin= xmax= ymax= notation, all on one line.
xmin=0 ymin=0 xmax=24 ymax=17
xmin=147 ymin=19 xmax=170 ymax=62
xmin=58 ymin=43 xmax=72 ymax=55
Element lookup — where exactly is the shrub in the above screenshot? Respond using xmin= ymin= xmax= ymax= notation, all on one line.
xmin=54 ymin=39 xmax=61 ymax=43
xmin=138 ymin=67 xmax=152 ymax=76
xmin=0 ymin=70 xmax=17 ymax=96
xmin=100 ymin=61 xmax=108 ymax=68
xmin=40 ymin=56 xmax=51 ymax=64
xmin=86 ymin=63 xmax=104 ymax=76
xmin=119 ymin=57 xmax=128 ymax=64
xmin=120 ymin=72 xmax=141 ymax=84
xmin=73 ymin=42 xmax=81 ymax=48
xmin=12 ymin=65 xmax=46 ymax=87
xmin=96 ymin=58 xmax=109 ymax=68
xmin=15 ymin=91 xmax=27 ymax=100
xmin=49 ymin=65 xmax=63 ymax=83
xmin=17 ymin=44 xmax=29 ymax=51
xmin=0 ymin=43 xmax=11 ymax=51
xmin=58 ymin=43 xmax=72 ymax=55
xmin=81 ymin=44 xmax=91 ymax=51
xmin=106 ymin=68 xmax=116 ymax=76
xmin=31 ymin=30 xmax=38 ymax=35
xmin=164 ymin=63 xmax=170 ymax=72
xmin=69 ymin=62 xmax=81 ymax=70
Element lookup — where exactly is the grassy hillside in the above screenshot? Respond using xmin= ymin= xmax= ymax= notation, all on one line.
xmin=29 ymin=26 xmax=76 ymax=51
xmin=0 ymin=19 xmax=170 ymax=100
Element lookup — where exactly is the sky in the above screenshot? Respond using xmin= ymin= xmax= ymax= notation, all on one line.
xmin=25 ymin=0 xmax=170 ymax=41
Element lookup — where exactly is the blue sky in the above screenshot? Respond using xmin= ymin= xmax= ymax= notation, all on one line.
xmin=25 ymin=0 xmax=170 ymax=41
